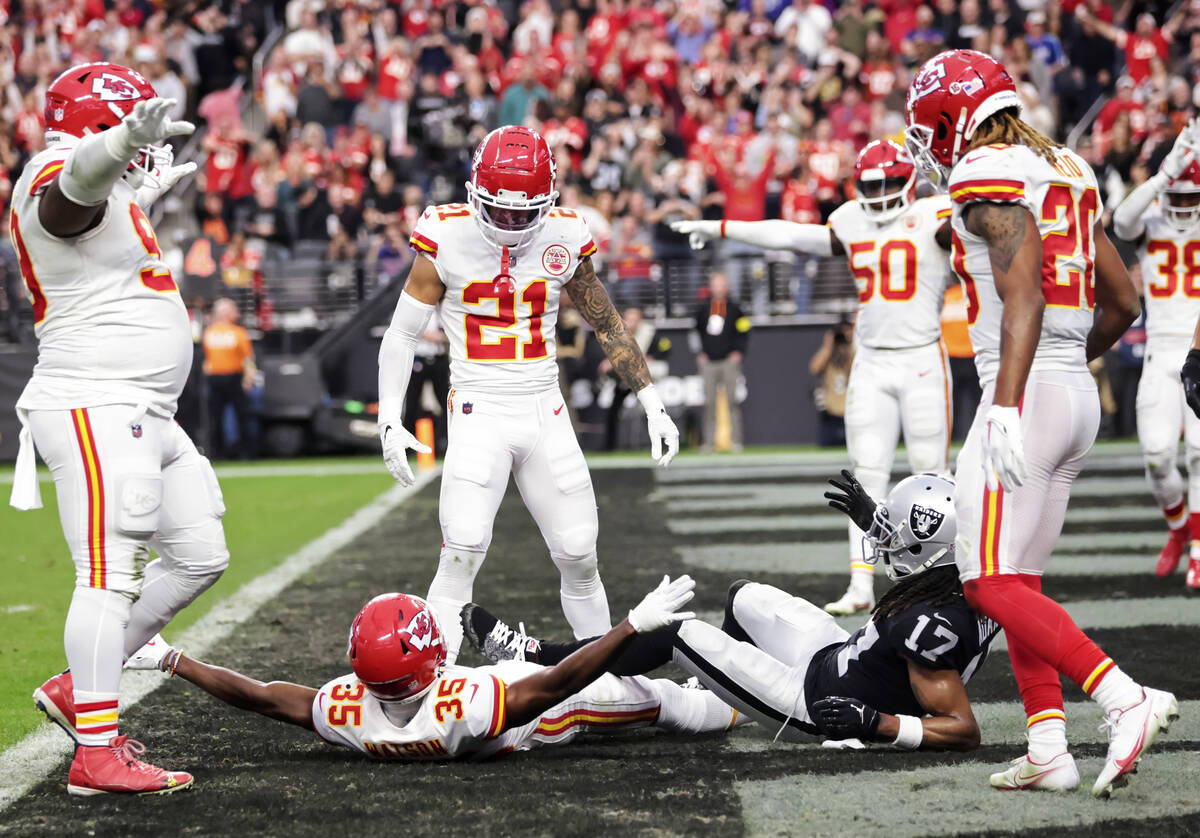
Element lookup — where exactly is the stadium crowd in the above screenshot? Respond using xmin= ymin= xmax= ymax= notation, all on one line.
xmin=1 ymin=0 xmax=1198 ymax=450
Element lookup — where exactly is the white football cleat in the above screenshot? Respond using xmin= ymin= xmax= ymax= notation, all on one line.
xmin=823 ymin=589 xmax=874 ymax=616
xmin=1093 ymin=687 xmax=1179 ymax=798
xmin=989 ymin=752 xmax=1079 ymax=792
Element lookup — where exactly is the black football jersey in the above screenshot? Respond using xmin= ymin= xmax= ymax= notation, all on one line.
xmin=803 ymin=601 xmax=999 ymax=719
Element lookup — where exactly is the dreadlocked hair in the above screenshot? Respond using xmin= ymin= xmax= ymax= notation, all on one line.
xmin=871 ymin=565 xmax=964 ymax=624
xmin=966 ymin=107 xmax=1060 ymax=165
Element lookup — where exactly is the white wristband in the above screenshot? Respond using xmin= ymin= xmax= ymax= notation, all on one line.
xmin=892 ymin=715 xmax=924 ymax=750
xmin=636 ymin=384 xmax=665 ymax=415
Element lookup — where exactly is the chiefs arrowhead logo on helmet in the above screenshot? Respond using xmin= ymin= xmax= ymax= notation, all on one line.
xmin=348 ymin=593 xmax=447 ymax=702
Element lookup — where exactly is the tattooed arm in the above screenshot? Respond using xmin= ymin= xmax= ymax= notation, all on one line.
xmin=564 ymin=256 xmax=679 ymax=465
xmin=564 ymin=255 xmax=652 ymax=391
xmin=964 ymin=202 xmax=1044 ymax=408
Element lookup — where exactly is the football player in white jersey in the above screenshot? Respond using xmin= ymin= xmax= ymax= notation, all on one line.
xmin=1112 ymin=124 xmax=1200 ymax=587
xmin=377 ymin=126 xmax=680 ymax=662
xmin=672 ymin=140 xmax=955 ymax=616
xmin=10 ymin=63 xmax=228 ymax=796
xmin=124 ymin=576 xmax=740 ymax=761
xmin=906 ymin=49 xmax=1177 ymax=798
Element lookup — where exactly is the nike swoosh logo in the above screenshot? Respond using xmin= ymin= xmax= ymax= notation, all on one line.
xmin=918 ymin=370 xmax=933 ymax=377
xmin=554 ymin=404 xmax=565 ymax=415
xmin=961 ymin=154 xmax=987 ymax=165
xmin=1013 ymin=765 xmax=1060 ymax=785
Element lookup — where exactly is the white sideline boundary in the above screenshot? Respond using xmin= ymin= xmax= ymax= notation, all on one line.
xmin=0 ymin=468 xmax=439 ymax=812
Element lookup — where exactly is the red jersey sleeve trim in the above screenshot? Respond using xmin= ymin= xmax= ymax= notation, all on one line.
xmin=950 ymin=179 xmax=1025 ymax=204
xmin=410 ymin=231 xmax=439 ymax=257
xmin=29 ymin=161 xmax=65 ymax=196
xmin=487 ymin=676 xmax=507 ymax=738
xmin=579 ymin=238 xmax=597 ymax=259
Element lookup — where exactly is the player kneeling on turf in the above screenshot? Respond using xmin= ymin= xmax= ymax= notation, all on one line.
xmin=126 ymin=576 xmax=740 ymax=761
xmin=464 ymin=472 xmax=997 ymax=752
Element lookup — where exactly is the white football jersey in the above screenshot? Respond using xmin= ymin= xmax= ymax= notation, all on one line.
xmin=948 ymin=144 xmax=1100 ymax=385
xmin=10 ymin=144 xmax=191 ymax=416
xmin=312 ymin=665 xmax=508 ymax=761
xmin=828 ymin=194 xmax=954 ymax=349
xmin=409 ymin=204 xmax=597 ymax=394
xmin=1135 ymin=203 xmax=1200 ymax=346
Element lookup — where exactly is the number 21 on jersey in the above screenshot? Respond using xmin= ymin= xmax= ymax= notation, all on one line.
xmin=463 ymin=280 xmax=548 ymax=362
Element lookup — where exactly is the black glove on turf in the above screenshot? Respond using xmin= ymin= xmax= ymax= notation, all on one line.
xmin=812 ymin=695 xmax=882 ymax=741
xmin=824 ymin=469 xmax=877 ymax=533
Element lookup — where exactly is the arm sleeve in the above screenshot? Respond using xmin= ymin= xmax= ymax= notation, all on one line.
xmin=377 ymin=291 xmax=436 ymax=426
xmin=722 ymin=220 xmax=834 ymax=255
xmin=57 ymin=122 xmax=143 ymax=207
xmin=1112 ymin=172 xmax=1169 ymax=241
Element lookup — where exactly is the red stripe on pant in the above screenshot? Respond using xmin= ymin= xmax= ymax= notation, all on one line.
xmin=70 ymin=409 xmax=107 ymax=589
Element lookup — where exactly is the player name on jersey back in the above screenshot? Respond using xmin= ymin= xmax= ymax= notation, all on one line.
xmin=948 ymin=144 xmax=1100 ymax=384
xmin=11 ymin=146 xmax=191 ymax=415
xmin=409 ymin=205 xmax=597 ymax=395
xmin=1137 ymin=202 xmax=1200 ymax=344
xmin=828 ymin=195 xmax=953 ymax=350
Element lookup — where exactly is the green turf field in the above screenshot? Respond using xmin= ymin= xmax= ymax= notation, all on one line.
xmin=0 ymin=458 xmax=394 ymax=749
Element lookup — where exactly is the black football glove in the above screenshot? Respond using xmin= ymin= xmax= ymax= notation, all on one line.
xmin=1183 ymin=349 xmax=1200 ymax=421
xmin=824 ymin=469 xmax=877 ymax=532
xmin=812 ymin=695 xmax=882 ymax=741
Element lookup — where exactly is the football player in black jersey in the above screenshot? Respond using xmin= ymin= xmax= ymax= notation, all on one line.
xmin=462 ymin=471 xmax=999 ymax=752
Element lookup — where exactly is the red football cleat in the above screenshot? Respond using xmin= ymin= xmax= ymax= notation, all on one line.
xmin=33 ymin=671 xmax=76 ymax=741
xmin=1187 ymin=558 xmax=1200 ymax=590
xmin=67 ymin=735 xmax=193 ymax=797
xmin=1155 ymin=527 xmax=1188 ymax=577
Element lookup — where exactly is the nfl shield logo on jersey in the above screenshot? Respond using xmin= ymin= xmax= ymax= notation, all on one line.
xmin=463 ymin=402 xmax=473 ymax=415
xmin=909 ymin=504 xmax=945 ymax=540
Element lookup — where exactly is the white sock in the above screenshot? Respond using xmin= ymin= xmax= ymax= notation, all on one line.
xmin=652 ymin=679 xmax=738 ymax=733
xmin=427 ymin=546 xmax=485 ymax=665
xmin=1026 ymin=716 xmax=1068 ymax=761
xmin=1090 ymin=665 xmax=1143 ymax=716
xmin=848 ymin=568 xmax=875 ymax=602
xmin=551 ymin=551 xmax=611 ymax=639
xmin=65 ymin=587 xmax=130 ymax=746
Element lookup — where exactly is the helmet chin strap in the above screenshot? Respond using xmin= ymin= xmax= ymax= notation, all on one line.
xmin=493 ymin=245 xmax=515 ymax=294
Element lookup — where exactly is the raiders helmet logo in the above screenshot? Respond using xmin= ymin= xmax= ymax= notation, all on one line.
xmin=909 ymin=503 xmax=945 ymax=540
xmin=403 ymin=609 xmax=440 ymax=651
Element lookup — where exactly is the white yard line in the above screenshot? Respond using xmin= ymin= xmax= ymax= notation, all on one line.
xmin=0 ymin=468 xmax=438 ymax=812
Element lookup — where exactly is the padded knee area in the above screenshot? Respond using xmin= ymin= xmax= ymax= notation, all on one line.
xmin=556 ymin=522 xmax=598 ymax=560
xmin=906 ymin=436 xmax=945 ymax=474
xmin=1142 ymin=445 xmax=1175 ymax=481
xmin=443 ymin=518 xmax=490 ymax=552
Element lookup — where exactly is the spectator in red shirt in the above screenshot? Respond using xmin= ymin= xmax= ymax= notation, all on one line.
xmin=1079 ymin=7 xmax=1181 ymax=86
xmin=710 ymin=143 xmax=776 ymax=314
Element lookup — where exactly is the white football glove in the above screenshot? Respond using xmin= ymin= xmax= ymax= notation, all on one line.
xmin=380 ymin=421 xmax=431 ymax=487
xmin=637 ymin=386 xmax=679 ymax=466
xmin=1162 ymin=118 xmax=1199 ymax=180
xmin=121 ymin=98 xmax=195 ymax=149
xmin=669 ymin=220 xmax=721 ymax=251
xmin=627 ymin=575 xmax=696 ymax=633
xmin=124 ymin=634 xmax=177 ymax=671
xmin=136 ymin=147 xmax=198 ymax=207
xmin=982 ymin=405 xmax=1026 ymax=492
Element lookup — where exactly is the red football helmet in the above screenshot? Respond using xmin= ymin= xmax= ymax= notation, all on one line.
xmin=466 ymin=125 xmax=558 ymax=249
xmin=1164 ymin=160 xmax=1200 ymax=233
xmin=348 ymin=593 xmax=446 ymax=703
xmin=853 ymin=140 xmax=917 ymax=223
xmin=904 ymin=49 xmax=1022 ymax=185
xmin=44 ymin=62 xmax=164 ymax=185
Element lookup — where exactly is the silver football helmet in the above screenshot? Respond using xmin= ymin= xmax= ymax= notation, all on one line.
xmin=864 ymin=473 xmax=957 ymax=581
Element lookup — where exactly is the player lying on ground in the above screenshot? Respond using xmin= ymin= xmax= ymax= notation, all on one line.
xmin=464 ymin=472 xmax=996 ymax=752
xmin=125 ymin=577 xmax=741 ymax=761
xmin=1112 ymin=118 xmax=1200 ymax=586
xmin=673 ymin=141 xmax=955 ymax=618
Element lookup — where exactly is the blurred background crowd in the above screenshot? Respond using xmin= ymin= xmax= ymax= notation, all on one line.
xmin=0 ymin=0 xmax=1192 ymax=456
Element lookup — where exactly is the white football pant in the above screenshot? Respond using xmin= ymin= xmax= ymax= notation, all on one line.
xmin=428 ymin=388 xmax=609 ymax=663
xmin=1136 ymin=338 xmax=1200 ymax=519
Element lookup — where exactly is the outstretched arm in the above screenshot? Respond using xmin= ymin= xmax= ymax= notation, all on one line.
xmin=671 ymin=218 xmax=840 ymax=256
xmin=500 ymin=576 xmax=695 ymax=731
xmin=171 ymin=654 xmax=318 ymax=731
xmin=1087 ymin=220 xmax=1140 ymax=362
